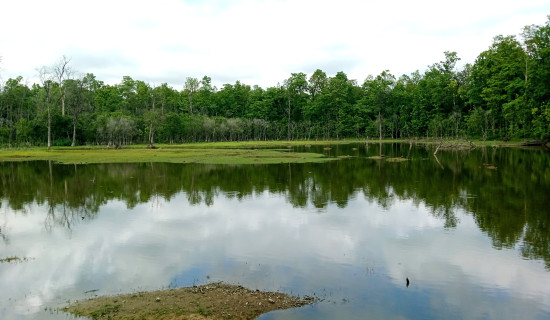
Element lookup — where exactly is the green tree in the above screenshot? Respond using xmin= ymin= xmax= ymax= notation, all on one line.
xmin=95 ymin=84 xmax=121 ymax=113
xmin=359 ymin=71 xmax=395 ymax=139
xmin=159 ymin=112 xmax=182 ymax=143
xmin=324 ymin=72 xmax=354 ymax=139
xmin=215 ymin=81 xmax=251 ymax=119
xmin=468 ymin=36 xmax=527 ymax=138
xmin=14 ymin=118 xmax=32 ymax=144
xmin=308 ymin=69 xmax=327 ymax=102
xmin=415 ymin=52 xmax=462 ymax=138
xmin=1 ymin=76 xmax=33 ymax=145
xmin=64 ymin=78 xmax=92 ymax=146
xmin=118 ymin=76 xmax=137 ymax=114
xmin=284 ymin=72 xmax=308 ymax=140
xmin=195 ymin=76 xmax=215 ymax=115
xmin=184 ymin=77 xmax=200 ymax=114
xmin=523 ymin=17 xmax=550 ymax=139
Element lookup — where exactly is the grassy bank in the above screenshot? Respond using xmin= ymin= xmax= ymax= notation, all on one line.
xmin=0 ymin=143 xmax=337 ymax=165
xmin=0 ymin=139 xmax=371 ymax=165
xmin=0 ymin=139 xmax=538 ymax=165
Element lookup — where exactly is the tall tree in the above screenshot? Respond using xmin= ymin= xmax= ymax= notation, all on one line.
xmin=468 ymin=36 xmax=527 ymax=138
xmin=304 ymin=70 xmax=329 ymax=137
xmin=195 ymin=76 xmax=215 ymax=115
xmin=1 ymin=76 xmax=31 ymax=145
xmin=37 ymin=66 xmax=56 ymax=149
xmin=53 ymin=56 xmax=73 ymax=116
xmin=81 ymin=73 xmax=102 ymax=113
xmin=420 ymin=52 xmax=462 ymax=137
xmin=284 ymin=72 xmax=308 ymax=140
xmin=308 ymin=69 xmax=327 ymax=102
xmin=118 ymin=76 xmax=137 ymax=114
xmin=65 ymin=76 xmax=94 ymax=146
xmin=145 ymin=83 xmax=162 ymax=148
xmin=360 ymin=71 xmax=395 ymax=139
xmin=184 ymin=77 xmax=200 ymax=114
xmin=522 ymin=17 xmax=550 ymax=139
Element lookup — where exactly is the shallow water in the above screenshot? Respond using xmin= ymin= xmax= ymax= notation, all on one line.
xmin=1 ymin=143 xmax=549 ymax=319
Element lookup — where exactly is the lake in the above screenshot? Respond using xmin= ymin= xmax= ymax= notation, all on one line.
xmin=1 ymin=143 xmax=549 ymax=319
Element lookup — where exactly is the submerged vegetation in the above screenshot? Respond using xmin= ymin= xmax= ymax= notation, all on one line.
xmin=0 ymin=19 xmax=549 ymax=149
xmin=0 ymin=256 xmax=33 ymax=263
xmin=0 ymin=256 xmax=21 ymax=263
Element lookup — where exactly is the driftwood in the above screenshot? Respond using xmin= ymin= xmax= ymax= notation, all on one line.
xmin=433 ymin=153 xmax=444 ymax=169
xmin=433 ymin=142 xmax=443 ymax=155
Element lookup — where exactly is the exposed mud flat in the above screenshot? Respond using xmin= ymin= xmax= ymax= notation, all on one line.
xmin=63 ymin=282 xmax=315 ymax=320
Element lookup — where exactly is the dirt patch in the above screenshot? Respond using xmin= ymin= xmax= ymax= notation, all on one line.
xmin=367 ymin=156 xmax=407 ymax=162
xmin=483 ymin=163 xmax=498 ymax=170
xmin=367 ymin=155 xmax=385 ymax=160
xmin=63 ymin=282 xmax=315 ymax=320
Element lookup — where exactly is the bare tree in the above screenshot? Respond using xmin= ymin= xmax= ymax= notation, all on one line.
xmin=146 ymin=84 xmax=160 ymax=148
xmin=37 ymin=66 xmax=54 ymax=149
xmin=52 ymin=55 xmax=73 ymax=116
xmin=36 ymin=56 xmax=74 ymax=148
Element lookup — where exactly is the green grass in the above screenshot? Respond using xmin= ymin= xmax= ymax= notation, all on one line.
xmin=89 ymin=303 xmax=121 ymax=318
xmin=0 ymin=142 xmax=338 ymax=165
xmin=0 ymin=139 xmax=532 ymax=165
xmin=196 ymin=305 xmax=212 ymax=316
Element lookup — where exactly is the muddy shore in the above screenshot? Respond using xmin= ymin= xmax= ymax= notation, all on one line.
xmin=63 ymin=282 xmax=315 ymax=320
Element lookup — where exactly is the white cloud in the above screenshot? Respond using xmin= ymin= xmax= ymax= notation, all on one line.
xmin=1 ymin=0 xmax=549 ymax=88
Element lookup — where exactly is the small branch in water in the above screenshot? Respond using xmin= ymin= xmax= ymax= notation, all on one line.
xmin=434 ymin=142 xmax=443 ymax=155
xmin=84 ymin=289 xmax=99 ymax=294
xmin=433 ymin=153 xmax=444 ymax=169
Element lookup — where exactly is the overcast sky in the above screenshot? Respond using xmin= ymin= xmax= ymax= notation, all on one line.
xmin=1 ymin=0 xmax=549 ymax=89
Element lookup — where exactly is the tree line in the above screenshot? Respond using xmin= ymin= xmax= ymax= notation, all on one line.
xmin=0 ymin=18 xmax=549 ymax=148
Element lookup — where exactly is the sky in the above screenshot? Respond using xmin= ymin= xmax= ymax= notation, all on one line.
xmin=0 ymin=0 xmax=549 ymax=89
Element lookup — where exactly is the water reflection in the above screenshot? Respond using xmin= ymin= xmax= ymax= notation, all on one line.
xmin=0 ymin=144 xmax=549 ymax=319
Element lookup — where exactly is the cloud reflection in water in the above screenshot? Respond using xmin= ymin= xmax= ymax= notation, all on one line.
xmin=1 ymin=189 xmax=549 ymax=320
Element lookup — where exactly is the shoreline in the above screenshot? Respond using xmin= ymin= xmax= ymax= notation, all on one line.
xmin=0 ymin=139 xmax=541 ymax=165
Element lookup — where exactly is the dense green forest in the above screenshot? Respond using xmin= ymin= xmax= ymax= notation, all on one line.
xmin=0 ymin=19 xmax=549 ymax=147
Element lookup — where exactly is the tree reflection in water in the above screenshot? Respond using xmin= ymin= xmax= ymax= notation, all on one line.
xmin=0 ymin=144 xmax=548 ymax=267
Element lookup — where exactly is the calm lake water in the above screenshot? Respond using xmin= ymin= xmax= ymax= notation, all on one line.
xmin=1 ymin=143 xmax=549 ymax=319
